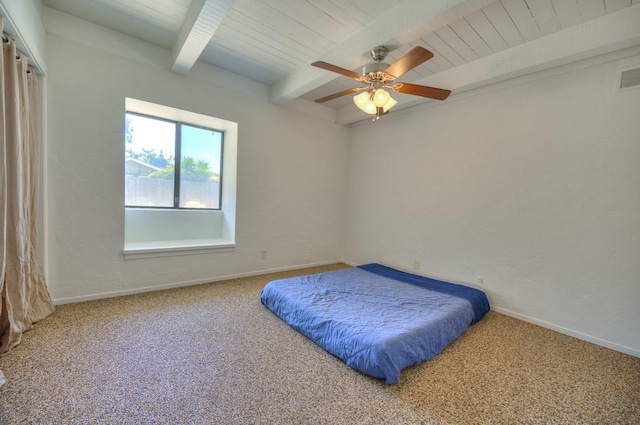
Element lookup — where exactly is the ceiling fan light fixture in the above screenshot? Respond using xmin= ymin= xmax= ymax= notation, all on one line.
xmin=353 ymin=88 xmax=396 ymax=116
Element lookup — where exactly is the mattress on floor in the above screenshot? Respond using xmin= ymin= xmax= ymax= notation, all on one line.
xmin=261 ymin=263 xmax=490 ymax=384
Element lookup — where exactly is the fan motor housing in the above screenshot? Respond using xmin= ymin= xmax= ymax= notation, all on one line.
xmin=359 ymin=46 xmax=391 ymax=79
xmin=360 ymin=62 xmax=390 ymax=75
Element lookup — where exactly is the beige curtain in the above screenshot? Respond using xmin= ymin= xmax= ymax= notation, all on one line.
xmin=0 ymin=17 xmax=55 ymax=375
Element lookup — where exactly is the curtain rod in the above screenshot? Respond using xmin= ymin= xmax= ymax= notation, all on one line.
xmin=2 ymin=31 xmax=32 ymax=73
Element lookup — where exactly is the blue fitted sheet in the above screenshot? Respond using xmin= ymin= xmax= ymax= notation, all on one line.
xmin=261 ymin=264 xmax=490 ymax=384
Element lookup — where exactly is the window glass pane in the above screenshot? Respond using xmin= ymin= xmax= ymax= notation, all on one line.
xmin=125 ymin=113 xmax=176 ymax=207
xmin=179 ymin=124 xmax=223 ymax=209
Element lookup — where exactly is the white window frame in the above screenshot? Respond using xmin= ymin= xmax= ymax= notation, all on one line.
xmin=123 ymin=98 xmax=237 ymax=260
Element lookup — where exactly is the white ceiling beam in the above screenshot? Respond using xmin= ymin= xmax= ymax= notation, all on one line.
xmin=171 ymin=0 xmax=236 ymax=75
xmin=269 ymin=0 xmax=494 ymax=105
xmin=336 ymin=5 xmax=640 ymax=125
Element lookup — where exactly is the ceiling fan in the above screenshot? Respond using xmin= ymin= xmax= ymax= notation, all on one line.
xmin=312 ymin=46 xmax=451 ymax=121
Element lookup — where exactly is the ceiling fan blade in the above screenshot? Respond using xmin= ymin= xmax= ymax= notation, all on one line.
xmin=311 ymin=61 xmax=363 ymax=80
xmin=315 ymin=87 xmax=365 ymax=103
xmin=393 ymin=83 xmax=451 ymax=100
xmin=384 ymin=46 xmax=434 ymax=79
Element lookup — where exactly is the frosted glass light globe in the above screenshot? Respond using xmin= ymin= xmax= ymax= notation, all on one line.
xmin=373 ymin=88 xmax=391 ymax=107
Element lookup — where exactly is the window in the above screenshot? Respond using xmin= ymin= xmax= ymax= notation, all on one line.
xmin=125 ymin=112 xmax=223 ymax=209
xmin=123 ymin=98 xmax=237 ymax=259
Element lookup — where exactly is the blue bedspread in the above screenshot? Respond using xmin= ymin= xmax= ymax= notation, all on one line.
xmin=260 ymin=264 xmax=490 ymax=384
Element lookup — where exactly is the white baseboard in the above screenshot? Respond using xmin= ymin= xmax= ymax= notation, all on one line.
xmin=331 ymin=261 xmax=639 ymax=358
xmin=52 ymin=259 xmax=344 ymax=305
xmin=52 ymin=261 xmax=638 ymax=359
xmin=491 ymin=306 xmax=639 ymax=358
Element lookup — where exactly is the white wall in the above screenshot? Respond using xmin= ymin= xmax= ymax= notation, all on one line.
xmin=343 ymin=53 xmax=640 ymax=356
xmin=44 ymin=12 xmax=348 ymax=303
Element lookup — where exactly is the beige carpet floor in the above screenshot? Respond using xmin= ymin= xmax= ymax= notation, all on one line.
xmin=1 ymin=263 xmax=638 ymax=424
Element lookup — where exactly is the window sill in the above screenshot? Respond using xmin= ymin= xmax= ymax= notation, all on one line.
xmin=123 ymin=239 xmax=235 ymax=260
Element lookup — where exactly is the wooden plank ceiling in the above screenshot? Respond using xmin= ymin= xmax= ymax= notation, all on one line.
xmin=42 ymin=0 xmax=640 ymax=124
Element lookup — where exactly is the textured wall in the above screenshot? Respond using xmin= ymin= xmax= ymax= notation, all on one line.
xmin=44 ymin=25 xmax=348 ymax=302
xmin=344 ymin=53 xmax=640 ymax=355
